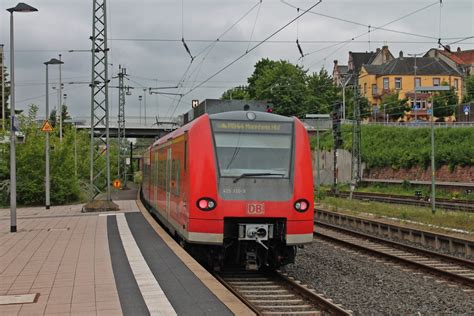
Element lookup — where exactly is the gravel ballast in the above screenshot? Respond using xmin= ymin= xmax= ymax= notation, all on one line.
xmin=282 ymin=239 xmax=474 ymax=315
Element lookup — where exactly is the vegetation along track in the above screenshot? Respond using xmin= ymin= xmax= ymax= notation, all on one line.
xmin=332 ymin=191 xmax=474 ymax=212
xmin=314 ymin=220 xmax=474 ymax=288
xmin=215 ymin=269 xmax=351 ymax=315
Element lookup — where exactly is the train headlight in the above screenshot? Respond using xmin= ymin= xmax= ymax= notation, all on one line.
xmin=294 ymin=199 xmax=309 ymax=212
xmin=197 ymin=198 xmax=217 ymax=211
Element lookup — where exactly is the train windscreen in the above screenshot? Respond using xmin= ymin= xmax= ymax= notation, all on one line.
xmin=211 ymin=120 xmax=293 ymax=178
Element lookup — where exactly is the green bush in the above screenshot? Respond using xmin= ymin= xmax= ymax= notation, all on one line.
xmin=134 ymin=171 xmax=142 ymax=184
xmin=0 ymin=105 xmax=120 ymax=206
xmin=315 ymin=125 xmax=474 ymax=170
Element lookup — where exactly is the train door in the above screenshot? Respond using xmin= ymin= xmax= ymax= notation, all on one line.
xmin=166 ymin=148 xmax=172 ymax=220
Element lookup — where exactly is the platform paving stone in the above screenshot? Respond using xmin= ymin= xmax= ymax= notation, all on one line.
xmin=0 ymin=202 xmax=135 ymax=315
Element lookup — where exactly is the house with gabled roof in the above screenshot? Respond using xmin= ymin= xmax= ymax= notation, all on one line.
xmin=358 ymin=51 xmax=463 ymax=120
xmin=332 ymin=46 xmax=394 ymax=86
xmin=425 ymin=46 xmax=474 ymax=77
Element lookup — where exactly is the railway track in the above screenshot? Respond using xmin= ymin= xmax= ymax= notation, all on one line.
xmin=215 ymin=269 xmax=351 ymax=315
xmin=314 ymin=220 xmax=474 ymax=288
xmin=331 ymin=191 xmax=474 ymax=212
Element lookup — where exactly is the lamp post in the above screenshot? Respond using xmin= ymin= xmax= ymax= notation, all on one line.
xmin=44 ymin=58 xmax=63 ymax=209
xmin=138 ymin=95 xmax=142 ymax=125
xmin=59 ymin=54 xmax=63 ymax=142
xmin=143 ymin=89 xmax=147 ymax=126
xmin=341 ymin=74 xmax=352 ymax=121
xmin=7 ymin=2 xmax=38 ymax=232
xmin=1 ymin=44 xmax=5 ymax=131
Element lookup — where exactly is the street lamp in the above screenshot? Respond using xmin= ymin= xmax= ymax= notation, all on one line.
xmin=7 ymin=2 xmax=38 ymax=233
xmin=143 ymin=88 xmax=147 ymax=126
xmin=44 ymin=58 xmax=63 ymax=210
xmin=138 ymin=95 xmax=142 ymax=124
xmin=341 ymin=74 xmax=352 ymax=121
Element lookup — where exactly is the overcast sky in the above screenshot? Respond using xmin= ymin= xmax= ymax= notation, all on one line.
xmin=1 ymin=0 xmax=473 ymax=123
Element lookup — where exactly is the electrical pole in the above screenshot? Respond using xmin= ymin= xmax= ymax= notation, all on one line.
xmin=143 ymin=88 xmax=147 ymax=126
xmin=350 ymin=85 xmax=362 ymax=199
xmin=430 ymin=94 xmax=436 ymax=213
xmin=408 ymin=53 xmax=420 ymax=122
xmin=89 ymin=0 xmax=111 ymax=201
xmin=59 ymin=54 xmax=63 ymax=141
xmin=332 ymin=101 xmax=342 ymax=195
xmin=117 ymin=66 xmax=127 ymax=185
xmin=1 ymin=44 xmax=5 ymax=131
xmin=341 ymin=74 xmax=352 ymax=121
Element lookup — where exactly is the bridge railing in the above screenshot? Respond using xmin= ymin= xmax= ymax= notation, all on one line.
xmin=71 ymin=116 xmax=179 ymax=128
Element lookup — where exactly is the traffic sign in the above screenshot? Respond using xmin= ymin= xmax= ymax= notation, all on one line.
xmin=41 ymin=120 xmax=53 ymax=132
xmin=463 ymin=105 xmax=470 ymax=115
xmin=192 ymin=100 xmax=199 ymax=108
xmin=113 ymin=179 xmax=121 ymax=189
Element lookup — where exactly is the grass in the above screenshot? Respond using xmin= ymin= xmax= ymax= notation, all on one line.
xmin=317 ymin=183 xmax=474 ymax=201
xmin=355 ymin=183 xmax=474 ymax=201
xmin=319 ymin=196 xmax=474 ymax=234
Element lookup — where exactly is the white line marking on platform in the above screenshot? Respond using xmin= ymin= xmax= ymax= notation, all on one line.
xmin=0 ymin=294 xmax=38 ymax=305
xmin=116 ymin=213 xmax=176 ymax=315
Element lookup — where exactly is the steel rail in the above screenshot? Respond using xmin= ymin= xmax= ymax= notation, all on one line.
xmin=214 ymin=269 xmax=352 ymax=315
xmin=314 ymin=220 xmax=474 ymax=288
xmin=329 ymin=191 xmax=474 ymax=212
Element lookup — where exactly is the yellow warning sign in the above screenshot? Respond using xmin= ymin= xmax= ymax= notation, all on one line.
xmin=41 ymin=120 xmax=53 ymax=132
xmin=113 ymin=179 xmax=121 ymax=189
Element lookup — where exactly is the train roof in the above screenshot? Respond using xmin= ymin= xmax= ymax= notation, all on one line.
xmin=209 ymin=111 xmax=294 ymax=122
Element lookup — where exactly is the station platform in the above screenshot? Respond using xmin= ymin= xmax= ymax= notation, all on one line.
xmin=0 ymin=200 xmax=253 ymax=316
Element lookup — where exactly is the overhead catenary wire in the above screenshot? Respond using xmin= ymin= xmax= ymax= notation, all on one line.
xmin=296 ymin=7 xmax=305 ymax=60
xmin=288 ymin=0 xmax=440 ymax=63
xmin=181 ymin=0 xmax=323 ymax=98
xmin=282 ymin=0 xmax=441 ymax=44
xmin=168 ymin=0 xmax=266 ymax=118
xmin=303 ymin=0 xmax=444 ymax=69
xmin=246 ymin=0 xmax=263 ymax=53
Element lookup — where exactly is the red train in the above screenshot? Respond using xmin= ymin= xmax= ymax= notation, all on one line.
xmin=141 ymin=111 xmax=314 ymax=270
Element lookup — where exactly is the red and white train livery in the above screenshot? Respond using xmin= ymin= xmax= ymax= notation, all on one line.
xmin=141 ymin=110 xmax=314 ymax=269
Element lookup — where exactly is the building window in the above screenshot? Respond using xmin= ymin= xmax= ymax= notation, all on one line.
xmin=364 ymin=83 xmax=367 ymax=95
xmin=383 ymin=78 xmax=389 ymax=90
xmin=415 ymin=77 xmax=421 ymax=88
xmin=395 ymin=77 xmax=402 ymax=90
xmin=454 ymin=79 xmax=459 ymax=91
xmin=433 ymin=78 xmax=440 ymax=86
xmin=372 ymin=84 xmax=377 ymax=96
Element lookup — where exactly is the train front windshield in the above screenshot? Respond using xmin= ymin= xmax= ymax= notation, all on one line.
xmin=211 ymin=120 xmax=293 ymax=178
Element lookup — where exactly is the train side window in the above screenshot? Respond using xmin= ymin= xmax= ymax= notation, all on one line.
xmin=171 ymin=159 xmax=180 ymax=196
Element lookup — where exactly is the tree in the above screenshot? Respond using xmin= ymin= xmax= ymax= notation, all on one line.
xmin=221 ymin=86 xmax=249 ymax=100
xmin=249 ymin=59 xmax=308 ymax=117
xmin=381 ymin=92 xmax=409 ymax=121
xmin=49 ymin=104 xmax=71 ymax=127
xmin=305 ymin=68 xmax=339 ymax=114
xmin=462 ymin=75 xmax=474 ymax=103
xmin=433 ymin=84 xmax=458 ymax=119
xmin=0 ymin=61 xmax=11 ymax=128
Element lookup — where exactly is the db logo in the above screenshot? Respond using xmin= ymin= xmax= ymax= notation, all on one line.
xmin=247 ymin=203 xmax=265 ymax=215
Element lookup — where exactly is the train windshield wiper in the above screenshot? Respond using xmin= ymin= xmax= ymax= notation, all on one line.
xmin=233 ymin=172 xmax=284 ymax=183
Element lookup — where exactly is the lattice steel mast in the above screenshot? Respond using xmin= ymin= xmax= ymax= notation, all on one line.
xmin=117 ymin=66 xmax=127 ymax=185
xmin=90 ymin=0 xmax=111 ymax=200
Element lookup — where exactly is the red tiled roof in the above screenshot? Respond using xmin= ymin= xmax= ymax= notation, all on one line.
xmin=439 ymin=50 xmax=465 ymax=65
xmin=452 ymin=50 xmax=474 ymax=64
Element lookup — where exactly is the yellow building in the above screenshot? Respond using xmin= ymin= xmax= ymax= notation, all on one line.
xmin=358 ymin=51 xmax=463 ymax=120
